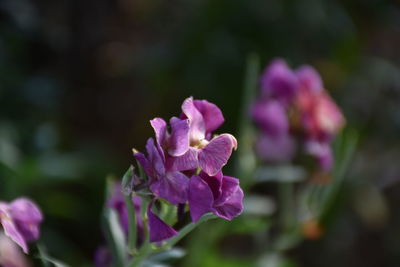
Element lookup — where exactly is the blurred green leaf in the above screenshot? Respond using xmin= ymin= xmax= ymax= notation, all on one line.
xmin=147 ymin=248 xmax=186 ymax=262
xmin=255 ymin=165 xmax=306 ymax=183
xmin=37 ymin=244 xmax=70 ymax=267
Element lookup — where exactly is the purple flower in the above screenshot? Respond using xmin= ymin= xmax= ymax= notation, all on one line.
xmin=0 ymin=198 xmax=43 ymax=253
xmin=134 ymin=138 xmax=190 ymax=205
xmin=250 ymin=99 xmax=289 ymax=137
xmin=108 ymin=183 xmax=143 ymax=243
xmin=260 ymin=59 xmax=299 ymax=103
xmin=188 ymin=172 xmax=244 ymax=222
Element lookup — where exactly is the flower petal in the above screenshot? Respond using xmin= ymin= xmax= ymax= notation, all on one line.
xmin=198 ymin=134 xmax=237 ymax=176
xmin=14 ymin=221 xmax=40 ymax=243
xmin=168 ymin=117 xmax=190 ymax=157
xmin=296 ymin=65 xmax=323 ymax=93
xmin=0 ymin=204 xmax=28 ymax=253
xmin=150 ymin=117 xmax=168 ymax=147
xmin=250 ymin=99 xmax=289 ymax=137
xmin=181 ymin=97 xmax=206 ymax=143
xmin=214 ymin=176 xmax=239 ymax=206
xmin=188 ymin=175 xmax=214 ymax=222
xmin=9 ymin=198 xmax=42 ymax=224
xmin=198 ymin=171 xmax=222 ymax=200
xmin=314 ymin=93 xmax=345 ymax=137
xmin=255 ymin=133 xmax=296 ymax=162
xmin=260 ymin=59 xmax=298 ymax=103
xmin=150 ymin=172 xmax=189 ymax=205
xmin=133 ymin=151 xmax=152 ymax=177
xmin=193 ymin=99 xmax=224 ymax=133
xmin=166 ymin=147 xmax=198 ymax=172
xmin=145 ymin=138 xmax=165 ymax=176
xmin=147 ymin=204 xmax=177 ymax=242
xmin=213 ymin=186 xmax=244 ymax=220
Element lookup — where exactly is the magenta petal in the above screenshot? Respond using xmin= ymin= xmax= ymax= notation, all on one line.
xmin=9 ymin=198 xmax=42 ymax=224
xmin=147 ymin=205 xmax=177 ymax=242
xmin=0 ymin=204 xmax=28 ymax=253
xmin=166 ymin=148 xmax=198 ymax=172
xmin=193 ymin=99 xmax=224 ymax=133
xmin=181 ymin=97 xmax=206 ymax=142
xmin=213 ymin=186 xmax=244 ymax=220
xmin=250 ymin=99 xmax=289 ymax=137
xmin=14 ymin=222 xmax=40 ymax=243
xmin=256 ymin=133 xmax=296 ymax=163
xmin=198 ymin=134 xmax=237 ymax=176
xmin=189 ymin=176 xmax=214 ymax=222
xmin=214 ymin=176 xmax=239 ymax=206
xmin=296 ymin=65 xmax=323 ymax=93
xmin=150 ymin=172 xmax=189 ymax=205
xmin=260 ymin=59 xmax=298 ymax=103
xmin=168 ymin=117 xmax=190 ymax=157
xmin=0 ymin=234 xmax=29 ymax=267
xmin=150 ymin=118 xmax=168 ymax=147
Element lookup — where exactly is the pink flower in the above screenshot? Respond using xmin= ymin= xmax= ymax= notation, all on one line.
xmin=0 ymin=198 xmax=43 ymax=253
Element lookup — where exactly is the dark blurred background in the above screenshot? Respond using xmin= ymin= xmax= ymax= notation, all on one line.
xmin=1 ymin=0 xmax=400 ymax=266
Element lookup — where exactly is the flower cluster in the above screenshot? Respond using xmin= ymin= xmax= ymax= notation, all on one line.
xmin=0 ymin=198 xmax=43 ymax=254
xmin=251 ymin=59 xmax=345 ymax=170
xmin=132 ymin=97 xmax=243 ymax=241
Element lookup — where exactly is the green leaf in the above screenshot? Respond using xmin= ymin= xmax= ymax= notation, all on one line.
xmin=254 ymin=165 xmax=306 ymax=183
xmin=319 ymin=128 xmax=359 ymax=225
xmin=121 ymin=165 xmax=134 ymax=194
xmin=107 ymin=209 xmax=127 ymax=264
xmin=121 ymin=166 xmax=138 ymax=254
xmin=102 ymin=181 xmax=127 ymax=267
xmin=147 ymin=248 xmax=186 ymax=262
xmin=36 ymin=244 xmax=70 ymax=267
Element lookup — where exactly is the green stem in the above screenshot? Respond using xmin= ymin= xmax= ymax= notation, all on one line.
xmin=128 ymin=213 xmax=217 ymax=267
xmin=121 ymin=166 xmax=138 ymax=254
xmin=129 ymin=241 xmax=152 ymax=267
xmin=279 ymin=182 xmax=294 ymax=231
xmin=163 ymin=213 xmax=217 ymax=249
xmin=124 ymin=193 xmax=138 ymax=254
xmin=235 ymin=53 xmax=260 ymax=189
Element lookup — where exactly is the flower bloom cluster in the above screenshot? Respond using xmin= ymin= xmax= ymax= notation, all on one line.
xmin=0 ymin=198 xmax=43 ymax=254
xmin=251 ymin=59 xmax=345 ymax=170
xmin=131 ymin=97 xmax=243 ymax=242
